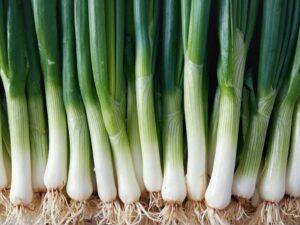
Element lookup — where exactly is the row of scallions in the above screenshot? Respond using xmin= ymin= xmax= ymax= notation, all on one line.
xmin=0 ymin=0 xmax=33 ymax=222
xmin=133 ymin=0 xmax=163 ymax=203
xmin=31 ymin=0 xmax=69 ymax=223
xmin=232 ymin=0 xmax=300 ymax=222
xmin=205 ymin=0 xmax=259 ymax=218
xmin=159 ymin=0 xmax=185 ymax=223
xmin=74 ymin=0 xmax=118 ymax=224
xmin=251 ymin=12 xmax=300 ymax=224
xmin=61 ymin=0 xmax=93 ymax=223
xmin=181 ymin=0 xmax=211 ymax=220
xmin=88 ymin=0 xmax=151 ymax=224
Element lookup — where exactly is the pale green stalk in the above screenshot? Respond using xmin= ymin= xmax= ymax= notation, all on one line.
xmin=0 ymin=0 xmax=33 ymax=206
xmin=61 ymin=0 xmax=93 ymax=202
xmin=89 ymin=0 xmax=141 ymax=204
xmin=133 ymin=0 xmax=162 ymax=192
xmin=259 ymin=27 xmax=300 ymax=202
xmin=205 ymin=0 xmax=258 ymax=209
xmin=125 ymin=0 xmax=145 ymax=192
xmin=233 ymin=0 xmax=300 ymax=200
xmin=31 ymin=0 xmax=68 ymax=190
xmin=24 ymin=0 xmax=48 ymax=192
xmin=161 ymin=0 xmax=186 ymax=204
xmin=74 ymin=0 xmax=117 ymax=203
xmin=182 ymin=0 xmax=211 ymax=201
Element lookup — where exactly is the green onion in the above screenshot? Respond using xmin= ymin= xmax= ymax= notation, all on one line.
xmin=0 ymin=0 xmax=33 ymax=206
xmin=125 ymin=0 xmax=145 ymax=192
xmin=23 ymin=0 xmax=48 ymax=193
xmin=1 ymin=103 xmax=10 ymax=187
xmin=233 ymin=0 xmax=300 ymax=200
xmin=286 ymin=100 xmax=300 ymax=197
xmin=161 ymin=0 xmax=185 ymax=206
xmin=133 ymin=0 xmax=163 ymax=194
xmin=0 ymin=98 xmax=9 ymax=191
xmin=31 ymin=0 xmax=68 ymax=191
xmin=89 ymin=0 xmax=141 ymax=207
xmin=205 ymin=0 xmax=258 ymax=209
xmin=74 ymin=0 xmax=117 ymax=207
xmin=61 ymin=0 xmax=93 ymax=205
xmin=182 ymin=0 xmax=211 ymax=202
xmin=259 ymin=24 xmax=300 ymax=203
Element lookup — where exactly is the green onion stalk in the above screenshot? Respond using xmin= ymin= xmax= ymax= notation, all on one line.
xmin=159 ymin=0 xmax=187 ymax=222
xmin=181 ymin=0 xmax=211 ymax=205
xmin=133 ymin=0 xmax=163 ymax=199
xmin=24 ymin=0 xmax=48 ymax=194
xmin=205 ymin=0 xmax=258 ymax=210
xmin=89 ymin=0 xmax=145 ymax=222
xmin=284 ymin=99 xmax=300 ymax=220
xmin=0 ymin=96 xmax=10 ymax=208
xmin=74 ymin=0 xmax=118 ymax=223
xmin=31 ymin=0 xmax=68 ymax=221
xmin=1 ymin=102 xmax=11 ymax=188
xmin=61 ymin=0 xmax=93 ymax=221
xmin=257 ymin=25 xmax=300 ymax=207
xmin=207 ymin=88 xmax=220 ymax=175
xmin=240 ymin=75 xmax=253 ymax=144
xmin=0 ymin=102 xmax=11 ymax=188
xmin=125 ymin=0 xmax=146 ymax=194
xmin=286 ymin=100 xmax=300 ymax=198
xmin=0 ymin=0 xmax=33 ymax=209
xmin=233 ymin=0 xmax=300 ymax=202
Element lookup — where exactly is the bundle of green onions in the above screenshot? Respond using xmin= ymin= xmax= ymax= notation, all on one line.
xmin=1 ymin=0 xmax=300 ymax=224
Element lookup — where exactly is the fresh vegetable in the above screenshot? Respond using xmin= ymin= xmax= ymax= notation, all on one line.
xmin=31 ymin=0 xmax=68 ymax=192
xmin=74 ymin=0 xmax=117 ymax=215
xmin=133 ymin=0 xmax=163 ymax=195
xmin=61 ymin=0 xmax=93 ymax=206
xmin=182 ymin=0 xmax=211 ymax=202
xmin=125 ymin=0 xmax=145 ymax=193
xmin=0 ymin=0 xmax=33 ymax=209
xmin=286 ymin=100 xmax=300 ymax=198
xmin=88 ymin=0 xmax=141 ymax=213
xmin=161 ymin=0 xmax=185 ymax=209
xmin=205 ymin=0 xmax=258 ymax=210
xmin=233 ymin=0 xmax=300 ymax=201
xmin=24 ymin=0 xmax=48 ymax=193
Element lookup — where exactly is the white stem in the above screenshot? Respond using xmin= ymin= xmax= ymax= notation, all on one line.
xmin=44 ymin=83 xmax=68 ymax=189
xmin=232 ymin=175 xmax=256 ymax=199
xmin=161 ymin=93 xmax=186 ymax=203
xmin=28 ymin=96 xmax=48 ymax=192
xmin=109 ymin=126 xmax=141 ymax=204
xmin=66 ymin=108 xmax=93 ymax=201
xmin=286 ymin=102 xmax=300 ymax=197
xmin=205 ymin=91 xmax=239 ymax=209
xmin=232 ymin=92 xmax=276 ymax=199
xmin=259 ymin=103 xmax=293 ymax=202
xmin=136 ymin=76 xmax=162 ymax=192
xmin=184 ymin=59 xmax=207 ymax=201
xmin=7 ymin=96 xmax=33 ymax=205
xmin=85 ymin=102 xmax=117 ymax=202
xmin=127 ymin=81 xmax=145 ymax=192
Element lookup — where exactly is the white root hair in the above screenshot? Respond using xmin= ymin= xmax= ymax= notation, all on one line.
xmin=35 ymin=189 xmax=69 ymax=225
xmin=247 ymin=201 xmax=285 ymax=225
